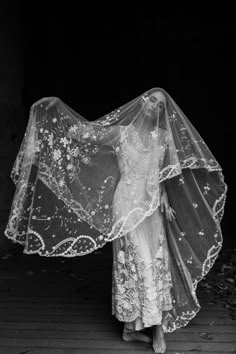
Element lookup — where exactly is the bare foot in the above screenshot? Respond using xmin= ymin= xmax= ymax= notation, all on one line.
xmin=122 ymin=330 xmax=152 ymax=343
xmin=152 ymin=325 xmax=166 ymax=353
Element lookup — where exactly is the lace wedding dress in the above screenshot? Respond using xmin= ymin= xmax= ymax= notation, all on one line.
xmin=112 ymin=125 xmax=173 ymax=330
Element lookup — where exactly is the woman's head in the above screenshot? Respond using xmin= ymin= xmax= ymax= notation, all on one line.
xmin=145 ymin=91 xmax=166 ymax=128
xmin=146 ymin=91 xmax=165 ymax=112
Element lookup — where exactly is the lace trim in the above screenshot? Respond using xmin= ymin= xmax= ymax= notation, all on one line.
xmin=162 ymin=308 xmax=201 ymax=333
xmin=5 ymin=162 xmax=227 ymax=257
xmin=112 ymin=235 xmax=173 ymax=328
xmin=111 ymin=229 xmax=205 ymax=333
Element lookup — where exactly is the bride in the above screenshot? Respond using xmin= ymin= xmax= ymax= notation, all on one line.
xmin=5 ymin=89 xmax=227 ymax=353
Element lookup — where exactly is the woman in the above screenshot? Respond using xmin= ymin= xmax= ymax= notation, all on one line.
xmin=111 ymin=92 xmax=175 ymax=353
xmin=5 ymin=89 xmax=227 ymax=353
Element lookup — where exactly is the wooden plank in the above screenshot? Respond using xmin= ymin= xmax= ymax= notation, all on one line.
xmin=0 ymin=338 xmax=236 ymax=352
xmin=0 ymin=349 xmax=233 ymax=354
xmin=177 ymin=324 xmax=236 ymax=333
xmin=0 ymin=297 xmax=111 ymax=304
xmin=0 ymin=309 xmax=231 ymax=319
xmin=0 ymin=291 xmax=220 ymax=298
xmin=0 ymin=338 xmax=147 ymax=350
xmin=0 ymin=299 xmax=218 ymax=306
xmin=0 ymin=296 xmax=227 ymax=306
xmin=0 ymin=295 xmax=223 ymax=302
xmin=0 ymin=294 xmax=111 ymax=301
xmin=0 ymin=329 xmax=236 ymax=342
xmin=0 ymin=329 xmax=121 ymax=340
xmin=0 ymin=308 xmax=228 ymax=319
xmin=0 ymin=295 xmax=225 ymax=311
xmin=0 ymin=296 xmax=228 ymax=307
xmin=0 ymin=299 xmax=226 ymax=312
xmin=0 ymin=321 xmax=121 ymax=331
xmin=1 ymin=314 xmax=235 ymax=325
xmin=0 ymin=295 xmax=226 ymax=303
xmin=0 ymin=321 xmax=235 ymax=333
xmin=0 ymin=302 xmax=111 ymax=308
xmin=0 ymin=314 xmax=235 ymax=325
xmin=0 ymin=300 xmax=226 ymax=311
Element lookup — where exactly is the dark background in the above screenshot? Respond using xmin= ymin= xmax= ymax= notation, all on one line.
xmin=0 ymin=3 xmax=235 ymax=253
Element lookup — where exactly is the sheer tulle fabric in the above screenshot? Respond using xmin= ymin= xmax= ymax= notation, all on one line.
xmin=5 ymin=88 xmax=227 ymax=332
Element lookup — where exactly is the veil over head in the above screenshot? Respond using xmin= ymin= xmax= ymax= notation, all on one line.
xmin=5 ymin=87 xmax=226 ymax=267
xmin=5 ymin=87 xmax=227 ymax=331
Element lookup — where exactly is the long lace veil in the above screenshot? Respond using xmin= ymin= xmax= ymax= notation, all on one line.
xmin=5 ymin=88 xmax=226 ymax=265
xmin=4 ymin=87 xmax=227 ymax=331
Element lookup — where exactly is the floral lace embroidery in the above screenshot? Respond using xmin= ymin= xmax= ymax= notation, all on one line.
xmin=112 ymin=233 xmax=173 ymax=327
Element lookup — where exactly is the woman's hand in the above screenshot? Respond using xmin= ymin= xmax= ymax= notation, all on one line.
xmin=31 ymin=97 xmax=59 ymax=113
xmin=160 ymin=189 xmax=176 ymax=222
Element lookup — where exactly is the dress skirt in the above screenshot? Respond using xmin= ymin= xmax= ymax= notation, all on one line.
xmin=112 ymin=176 xmax=173 ymax=331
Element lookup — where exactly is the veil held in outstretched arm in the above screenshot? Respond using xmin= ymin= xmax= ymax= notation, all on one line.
xmin=5 ymin=88 xmax=226 ymax=266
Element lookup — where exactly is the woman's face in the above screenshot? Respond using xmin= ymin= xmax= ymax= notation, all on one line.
xmin=146 ymin=92 xmax=165 ymax=114
xmin=146 ymin=91 xmax=165 ymax=121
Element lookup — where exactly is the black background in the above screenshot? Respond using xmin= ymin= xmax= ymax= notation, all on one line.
xmin=1 ymin=2 xmax=235 ymax=248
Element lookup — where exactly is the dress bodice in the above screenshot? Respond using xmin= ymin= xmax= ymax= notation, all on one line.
xmin=116 ymin=125 xmax=166 ymax=185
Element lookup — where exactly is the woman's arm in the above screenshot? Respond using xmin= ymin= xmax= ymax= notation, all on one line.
xmin=160 ymin=182 xmax=176 ymax=221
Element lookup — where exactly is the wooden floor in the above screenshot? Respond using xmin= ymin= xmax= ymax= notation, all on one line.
xmin=0 ymin=243 xmax=235 ymax=354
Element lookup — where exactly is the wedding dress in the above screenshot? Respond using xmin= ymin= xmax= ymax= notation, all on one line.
xmin=112 ymin=125 xmax=173 ymax=331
